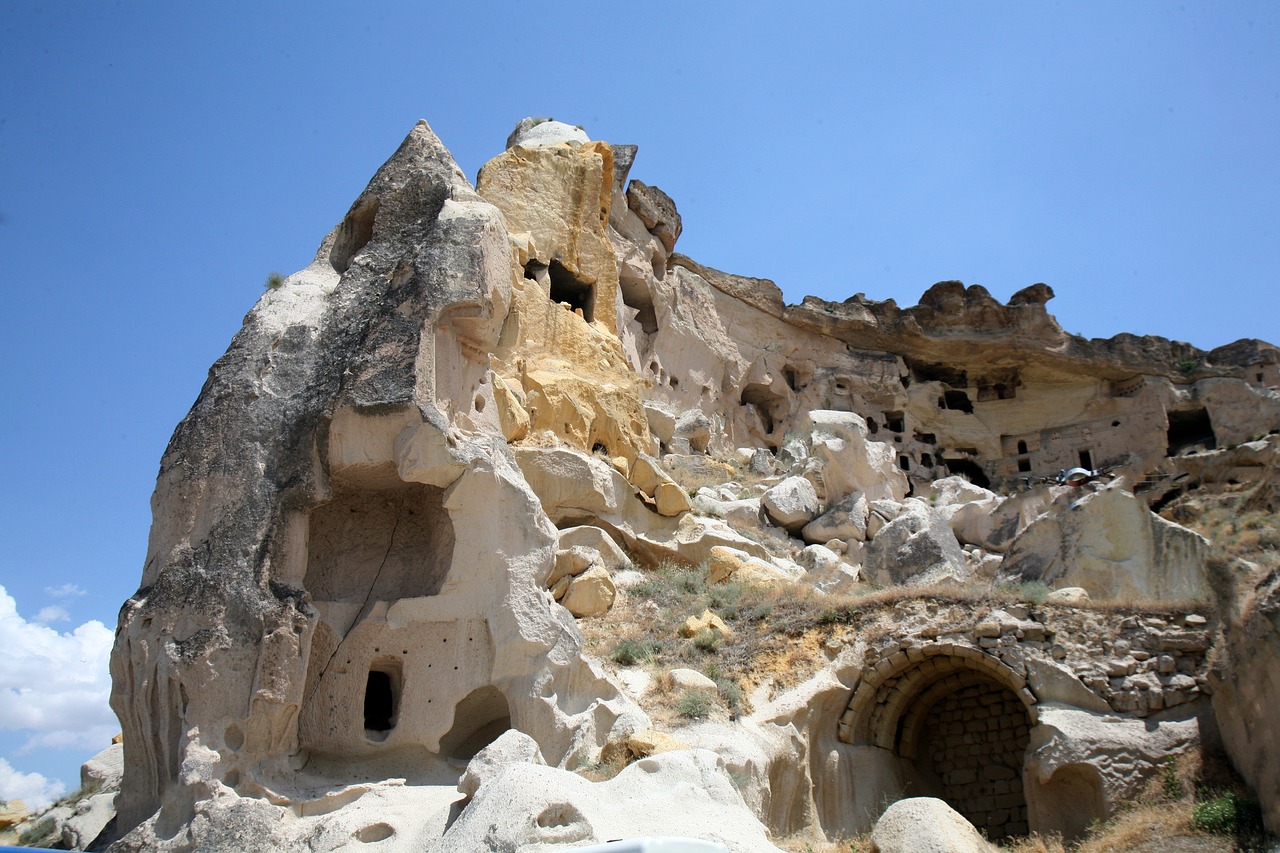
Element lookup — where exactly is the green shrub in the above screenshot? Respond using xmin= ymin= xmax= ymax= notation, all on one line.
xmin=1175 ymin=358 xmax=1200 ymax=373
xmin=1160 ymin=757 xmax=1183 ymax=801
xmin=716 ymin=679 xmax=743 ymax=712
xmin=611 ymin=639 xmax=660 ymax=666
xmin=1019 ymin=581 xmax=1051 ymax=605
xmin=265 ymin=271 xmax=285 ymax=290
xmin=631 ymin=578 xmax=665 ymax=599
xmin=692 ymin=628 xmax=723 ymax=654
xmin=1192 ymin=791 xmax=1262 ymax=835
xmin=676 ymin=690 xmax=712 ymax=719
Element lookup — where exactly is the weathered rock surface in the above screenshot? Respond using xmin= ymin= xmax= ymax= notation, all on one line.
xmin=1002 ymin=487 xmax=1211 ymax=601
xmin=863 ymin=499 xmax=968 ymax=587
xmin=105 ymin=116 xmax=1280 ymax=851
xmin=1213 ymin=566 xmax=1280 ymax=834
xmin=870 ymin=797 xmax=997 ymax=853
xmin=439 ymin=750 xmax=785 ymax=852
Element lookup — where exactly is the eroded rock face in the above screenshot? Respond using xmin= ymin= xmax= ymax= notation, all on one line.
xmin=1001 ymin=487 xmax=1211 ymax=601
xmin=1213 ymin=567 xmax=1280 ymax=835
xmin=109 ymin=120 xmax=646 ymax=844
xmin=108 ymin=116 xmax=1280 ymax=851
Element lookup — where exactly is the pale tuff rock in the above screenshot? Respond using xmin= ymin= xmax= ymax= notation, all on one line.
xmin=561 ymin=564 xmax=617 ymax=617
xmin=870 ymin=797 xmax=998 ymax=853
xmin=505 ymin=117 xmax=591 ymax=149
xmin=1043 ymin=586 xmax=1090 ymax=605
xmin=679 ymin=609 xmax=734 ymax=639
xmin=457 ymin=729 xmax=545 ymax=799
xmin=761 ymin=476 xmax=820 ymax=533
xmin=107 ymin=120 xmax=648 ymax=849
xmin=706 ymin=545 xmax=796 ymax=587
xmin=439 ymin=751 xmax=785 ymax=853
xmin=1024 ymin=705 xmax=1201 ymax=842
xmin=802 ymin=410 xmax=908 ymax=506
xmin=1002 ymin=486 xmax=1211 ymax=602
xmin=107 ymin=116 xmax=1280 ymax=850
xmin=863 ymin=498 xmax=969 ymax=587
xmin=801 ymin=491 xmax=870 ymax=543
xmin=669 ymin=668 xmax=718 ymax=691
xmin=1212 ymin=566 xmax=1280 ymax=835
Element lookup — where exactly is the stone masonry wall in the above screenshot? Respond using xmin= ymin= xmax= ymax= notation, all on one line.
xmin=920 ymin=681 xmax=1031 ymax=840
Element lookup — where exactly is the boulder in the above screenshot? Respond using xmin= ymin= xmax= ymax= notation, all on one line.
xmin=870 ymin=797 xmax=996 ymax=853
xmin=655 ymin=481 xmax=692 ymax=516
xmin=706 ymin=545 xmax=794 ymax=586
xmin=458 ymin=729 xmax=546 ymax=799
xmin=804 ymin=410 xmax=908 ymax=505
xmin=1043 ymin=586 xmax=1090 ymax=605
xmin=1025 ymin=705 xmax=1201 ymax=842
xmin=797 ymin=543 xmax=860 ymax=594
xmin=761 ymin=476 xmax=820 ymax=533
xmin=679 ymin=609 xmax=733 ymax=639
xmin=506 ymin=117 xmax=591 ymax=149
xmin=864 ymin=499 xmax=968 ymax=587
xmin=557 ymin=525 xmax=630 ymax=570
xmin=562 ymin=565 xmax=616 ymax=617
xmin=674 ymin=410 xmax=713 ymax=454
xmin=801 ymin=491 xmax=869 ymax=543
xmin=438 ymin=749 xmax=785 ymax=852
xmin=1002 ymin=487 xmax=1211 ymax=601
xmin=547 ymin=545 xmax=601 ymax=586
xmin=669 ymin=668 xmax=718 ymax=691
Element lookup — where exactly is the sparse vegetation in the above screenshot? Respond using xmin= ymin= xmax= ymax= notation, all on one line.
xmin=675 ymin=689 xmax=712 ymax=719
xmin=265 ymin=271 xmax=285 ymax=290
xmin=1175 ymin=358 xmax=1201 ymax=373
xmin=1191 ymin=791 xmax=1263 ymax=837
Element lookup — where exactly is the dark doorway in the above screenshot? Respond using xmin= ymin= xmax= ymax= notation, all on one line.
xmin=943 ymin=458 xmax=991 ymax=489
xmin=548 ymin=260 xmax=595 ymax=322
xmin=1166 ymin=408 xmax=1217 ymax=455
xmin=364 ymin=668 xmax=400 ymax=737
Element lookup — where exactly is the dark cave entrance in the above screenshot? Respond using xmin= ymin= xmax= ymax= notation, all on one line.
xmin=942 ymin=457 xmax=991 ymax=489
xmin=912 ymin=679 xmax=1032 ymax=840
xmin=548 ymin=260 xmax=595 ymax=322
xmin=363 ymin=663 xmax=401 ymax=740
xmin=1166 ymin=407 xmax=1217 ymax=455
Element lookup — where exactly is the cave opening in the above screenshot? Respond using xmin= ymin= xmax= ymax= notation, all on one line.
xmin=363 ymin=664 xmax=401 ymax=739
xmin=548 ymin=260 xmax=595 ymax=322
xmin=1166 ymin=407 xmax=1217 ymax=455
xmin=329 ymin=198 xmax=380 ymax=274
xmin=942 ymin=390 xmax=974 ymax=413
xmin=943 ymin=458 xmax=991 ymax=489
xmin=913 ymin=679 xmax=1032 ymax=840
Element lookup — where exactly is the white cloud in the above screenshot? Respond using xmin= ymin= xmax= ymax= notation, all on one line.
xmin=35 ymin=606 xmax=70 ymax=624
xmin=44 ymin=583 xmax=87 ymax=598
xmin=0 ymin=756 xmax=66 ymax=811
xmin=0 ymin=586 xmax=116 ymax=759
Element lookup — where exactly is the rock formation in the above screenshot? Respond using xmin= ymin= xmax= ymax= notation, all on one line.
xmin=98 ymin=117 xmax=1280 ymax=851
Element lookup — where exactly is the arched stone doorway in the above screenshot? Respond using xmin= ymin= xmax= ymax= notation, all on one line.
xmin=840 ymin=643 xmax=1038 ymax=841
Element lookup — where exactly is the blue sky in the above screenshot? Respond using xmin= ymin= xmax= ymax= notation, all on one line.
xmin=1 ymin=1 xmax=1277 ymax=803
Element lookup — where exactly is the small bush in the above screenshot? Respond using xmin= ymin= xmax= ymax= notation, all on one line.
xmin=716 ymin=679 xmax=743 ymax=712
xmin=631 ymin=578 xmax=665 ymax=599
xmin=676 ymin=689 xmax=712 ymax=719
xmin=692 ymin=628 xmax=723 ymax=654
xmin=1160 ymin=758 xmax=1183 ymax=801
xmin=1191 ymin=791 xmax=1262 ymax=835
xmin=611 ymin=639 xmax=659 ymax=666
xmin=1019 ymin=581 xmax=1051 ymax=605
xmin=265 ymin=271 xmax=285 ymax=290
xmin=1175 ymin=358 xmax=1200 ymax=373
